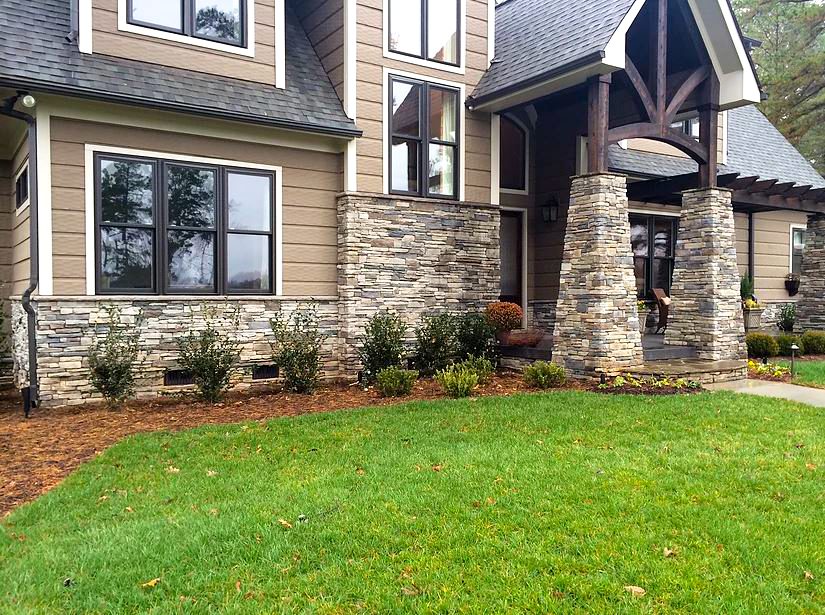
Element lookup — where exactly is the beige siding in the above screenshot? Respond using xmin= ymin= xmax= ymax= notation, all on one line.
xmin=49 ymin=117 xmax=342 ymax=297
xmin=91 ymin=0 xmax=278 ymax=85
xmin=355 ymin=0 xmax=492 ymax=202
xmin=0 ymin=161 xmax=10 ymax=300
xmin=294 ymin=0 xmax=345 ymax=102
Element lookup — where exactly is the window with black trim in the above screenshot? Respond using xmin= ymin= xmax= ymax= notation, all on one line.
xmin=792 ymin=227 xmax=806 ymax=276
xmin=389 ymin=76 xmax=459 ymax=199
xmin=14 ymin=161 xmax=29 ymax=210
xmin=95 ymin=153 xmax=275 ymax=295
xmin=388 ymin=0 xmax=460 ymax=66
xmin=128 ymin=0 xmax=246 ymax=47
xmin=500 ymin=116 xmax=527 ymax=192
xmin=630 ymin=214 xmax=677 ymax=298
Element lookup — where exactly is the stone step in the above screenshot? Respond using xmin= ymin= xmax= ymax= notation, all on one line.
xmin=643 ymin=345 xmax=698 ymax=361
xmin=627 ymin=359 xmax=748 ymax=385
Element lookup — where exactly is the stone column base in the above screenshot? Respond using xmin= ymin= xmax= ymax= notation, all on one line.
xmin=796 ymin=213 xmax=825 ymax=331
xmin=551 ymin=173 xmax=644 ymax=376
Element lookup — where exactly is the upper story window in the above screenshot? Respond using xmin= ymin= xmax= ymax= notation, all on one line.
xmin=128 ymin=0 xmax=246 ymax=47
xmin=791 ymin=226 xmax=806 ymax=276
xmin=500 ymin=116 xmax=527 ymax=192
xmin=388 ymin=0 xmax=460 ymax=67
xmin=389 ymin=76 xmax=459 ymax=199
xmin=94 ymin=153 xmax=275 ymax=295
xmin=14 ymin=161 xmax=29 ymax=211
xmin=672 ymin=117 xmax=700 ymax=139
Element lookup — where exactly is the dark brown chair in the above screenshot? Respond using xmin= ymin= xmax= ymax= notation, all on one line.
xmin=652 ymin=288 xmax=671 ymax=334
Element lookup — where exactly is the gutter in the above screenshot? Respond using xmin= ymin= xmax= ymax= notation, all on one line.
xmin=0 ymin=93 xmax=39 ymax=418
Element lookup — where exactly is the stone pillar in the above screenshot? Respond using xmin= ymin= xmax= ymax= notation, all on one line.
xmin=796 ymin=213 xmax=825 ymax=331
xmin=665 ymin=187 xmax=746 ymax=361
xmin=551 ymin=173 xmax=644 ymax=376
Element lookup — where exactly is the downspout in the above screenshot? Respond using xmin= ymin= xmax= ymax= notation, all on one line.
xmin=1 ymin=93 xmax=39 ymax=417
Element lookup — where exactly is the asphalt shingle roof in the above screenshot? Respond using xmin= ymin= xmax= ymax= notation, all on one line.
xmin=609 ymin=105 xmax=825 ymax=189
xmin=471 ymin=0 xmax=635 ymax=104
xmin=0 ymin=0 xmax=358 ymax=137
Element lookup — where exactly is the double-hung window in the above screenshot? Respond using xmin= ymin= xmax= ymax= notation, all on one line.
xmin=630 ymin=214 xmax=677 ymax=298
xmin=390 ymin=76 xmax=460 ymax=199
xmin=127 ymin=0 xmax=246 ymax=47
xmin=95 ymin=154 xmax=275 ymax=295
xmin=388 ymin=0 xmax=461 ymax=67
xmin=791 ymin=226 xmax=806 ymax=276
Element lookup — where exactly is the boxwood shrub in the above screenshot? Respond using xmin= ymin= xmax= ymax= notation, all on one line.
xmin=801 ymin=331 xmax=825 ymax=356
xmin=745 ymin=332 xmax=779 ymax=360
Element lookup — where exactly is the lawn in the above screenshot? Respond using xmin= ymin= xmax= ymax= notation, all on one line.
xmin=780 ymin=360 xmax=825 ymax=389
xmin=1 ymin=391 xmax=823 ymax=614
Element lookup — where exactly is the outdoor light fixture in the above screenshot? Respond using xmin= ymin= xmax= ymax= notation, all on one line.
xmin=791 ymin=344 xmax=799 ymax=377
xmin=21 ymin=94 xmax=36 ymax=108
xmin=542 ymin=196 xmax=560 ymax=223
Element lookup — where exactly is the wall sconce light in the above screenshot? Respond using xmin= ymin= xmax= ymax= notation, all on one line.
xmin=542 ymin=196 xmax=560 ymax=223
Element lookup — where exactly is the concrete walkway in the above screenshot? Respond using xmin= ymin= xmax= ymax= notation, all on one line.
xmin=706 ymin=379 xmax=825 ymax=408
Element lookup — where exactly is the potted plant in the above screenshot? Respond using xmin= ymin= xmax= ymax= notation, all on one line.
xmin=785 ymin=273 xmax=800 ymax=297
xmin=637 ymin=300 xmax=652 ymax=334
xmin=484 ymin=302 xmax=524 ymax=345
xmin=743 ymin=298 xmax=764 ymax=332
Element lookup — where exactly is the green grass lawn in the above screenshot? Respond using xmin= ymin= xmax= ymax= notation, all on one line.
xmin=779 ymin=360 xmax=825 ymax=388
xmin=1 ymin=391 xmax=823 ymax=614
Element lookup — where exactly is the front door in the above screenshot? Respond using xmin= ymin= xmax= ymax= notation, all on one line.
xmin=500 ymin=211 xmax=524 ymax=308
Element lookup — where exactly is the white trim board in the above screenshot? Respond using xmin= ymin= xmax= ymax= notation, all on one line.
xmin=36 ymin=108 xmax=53 ymax=296
xmin=499 ymin=113 xmax=530 ymax=196
xmin=490 ymin=115 xmax=500 ymax=205
xmin=83 ymin=144 xmax=284 ymax=297
xmin=382 ymin=68 xmax=466 ymax=201
xmin=343 ymin=0 xmax=358 ymax=191
xmin=789 ymin=222 xmax=807 ymax=275
xmin=274 ymin=0 xmax=286 ymax=89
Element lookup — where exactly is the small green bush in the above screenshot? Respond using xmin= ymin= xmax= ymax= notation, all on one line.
xmin=435 ymin=363 xmax=479 ymax=398
xmin=776 ymin=334 xmax=804 ymax=357
xmin=455 ymin=311 xmax=496 ymax=361
xmin=745 ymin=332 xmax=779 ymax=359
xmin=88 ymin=306 xmax=144 ymax=408
xmin=415 ymin=313 xmax=458 ymax=376
xmin=177 ymin=306 xmax=241 ymax=403
xmin=270 ymin=305 xmax=327 ymax=394
xmin=740 ymin=275 xmax=755 ymax=301
xmin=359 ymin=311 xmax=407 ymax=383
xmin=461 ymin=355 xmax=494 ymax=384
xmin=801 ymin=331 xmax=825 ymax=356
xmin=523 ymin=361 xmax=566 ymax=389
xmin=776 ymin=303 xmax=796 ymax=332
xmin=376 ymin=366 xmax=418 ymax=397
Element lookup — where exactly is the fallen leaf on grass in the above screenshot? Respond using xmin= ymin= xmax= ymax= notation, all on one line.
xmin=401 ymin=584 xmax=422 ymax=597
xmin=141 ymin=578 xmax=161 ymax=589
xmin=355 ymin=467 xmax=365 ymax=476
xmin=236 ymin=580 xmax=242 ymax=592
xmin=806 ymin=463 xmax=817 ymax=471
xmin=624 ymin=585 xmax=646 ymax=597
xmin=206 ymin=470 xmax=218 ymax=477
xmin=805 ymin=571 xmax=815 ymax=582
xmin=485 ymin=497 xmax=497 ymax=506
xmin=663 ymin=547 xmax=677 ymax=558
xmin=432 ymin=465 xmax=443 ymax=472
xmin=167 ymin=466 xmax=180 ymax=474
xmin=278 ymin=519 xmax=293 ymax=529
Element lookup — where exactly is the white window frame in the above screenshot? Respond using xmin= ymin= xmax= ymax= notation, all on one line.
xmin=84 ymin=144 xmax=283 ymax=297
xmin=382 ymin=68 xmax=466 ymax=201
xmin=13 ymin=159 xmax=30 ymax=216
xmin=500 ymin=114 xmax=530 ymax=196
xmin=790 ymin=223 xmax=807 ymax=276
xmin=382 ymin=0 xmax=467 ymax=76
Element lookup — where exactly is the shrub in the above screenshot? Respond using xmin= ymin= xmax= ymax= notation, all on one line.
xmin=376 ymin=366 xmax=418 ymax=397
xmin=740 ymin=275 xmax=755 ymax=301
xmin=88 ymin=306 xmax=144 ymax=408
xmin=435 ymin=363 xmax=479 ymax=398
xmin=801 ymin=331 xmax=825 ymax=356
xmin=461 ymin=355 xmax=494 ymax=384
xmin=359 ymin=311 xmax=407 ymax=383
xmin=745 ymin=332 xmax=779 ymax=359
xmin=523 ymin=361 xmax=566 ymax=389
xmin=415 ymin=313 xmax=458 ymax=376
xmin=776 ymin=303 xmax=796 ymax=332
xmin=270 ymin=305 xmax=327 ymax=394
xmin=177 ymin=306 xmax=242 ymax=403
xmin=455 ymin=311 xmax=496 ymax=361
xmin=776 ymin=334 xmax=804 ymax=357
xmin=484 ymin=302 xmax=523 ymax=333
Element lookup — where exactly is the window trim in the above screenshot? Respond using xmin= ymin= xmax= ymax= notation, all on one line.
xmin=85 ymin=144 xmax=283 ymax=297
xmin=13 ymin=159 xmax=30 ymax=215
xmin=790 ymin=223 xmax=807 ymax=276
xmin=629 ymin=212 xmax=678 ymax=299
xmin=119 ymin=0 xmax=256 ymax=58
xmin=383 ymin=0 xmax=466 ymax=75
xmin=499 ymin=114 xmax=529 ymax=195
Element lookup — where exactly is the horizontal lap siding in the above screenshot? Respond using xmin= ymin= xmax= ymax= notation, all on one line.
xmin=91 ymin=0 xmax=277 ymax=85
xmin=8 ymin=138 xmax=30 ymax=297
xmin=49 ymin=117 xmax=342 ymax=297
xmin=355 ymin=0 xmax=491 ymax=202
xmin=294 ymin=0 xmax=345 ymax=102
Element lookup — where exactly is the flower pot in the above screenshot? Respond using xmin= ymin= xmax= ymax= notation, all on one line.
xmin=785 ymin=279 xmax=800 ymax=297
xmin=743 ymin=307 xmax=764 ymax=332
xmin=496 ymin=331 xmax=512 ymax=345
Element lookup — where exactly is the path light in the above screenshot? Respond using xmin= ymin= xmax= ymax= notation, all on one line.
xmin=791 ymin=344 xmax=799 ymax=378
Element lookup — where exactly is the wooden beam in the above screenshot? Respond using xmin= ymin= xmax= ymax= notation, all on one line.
xmin=587 ymin=74 xmax=611 ymax=174
xmin=655 ymin=0 xmax=668 ymax=123
xmin=698 ymin=72 xmax=720 ymax=188
xmin=624 ymin=55 xmax=657 ymax=122
xmin=786 ymin=185 xmax=813 ymax=198
xmin=750 ymin=179 xmax=778 ymax=193
xmin=763 ymin=182 xmax=795 ymax=196
xmin=806 ymin=187 xmax=825 ymax=202
xmin=664 ymin=65 xmax=710 ymax=125
xmin=734 ymin=190 xmax=825 ymax=215
xmin=727 ymin=175 xmax=760 ymax=190
xmin=626 ymin=172 xmax=739 ymax=202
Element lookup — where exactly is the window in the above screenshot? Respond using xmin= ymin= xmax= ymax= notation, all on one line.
xmin=791 ymin=226 xmax=806 ymax=276
xmin=388 ymin=0 xmax=460 ymax=66
xmin=14 ymin=161 xmax=29 ymax=210
xmin=671 ymin=117 xmax=700 ymax=139
xmin=127 ymin=0 xmax=246 ymax=47
xmin=500 ymin=116 xmax=527 ymax=192
xmin=389 ymin=76 xmax=459 ymax=199
xmin=94 ymin=153 xmax=275 ymax=295
xmin=630 ymin=214 xmax=677 ymax=298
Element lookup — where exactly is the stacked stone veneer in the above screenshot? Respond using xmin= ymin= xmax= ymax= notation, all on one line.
xmin=551 ymin=174 xmax=644 ymax=376
xmin=11 ymin=298 xmax=340 ymax=407
xmin=338 ymin=193 xmax=501 ymax=372
xmin=665 ymin=188 xmax=747 ymax=361
xmin=528 ymin=300 xmax=557 ymax=334
xmin=796 ymin=213 xmax=825 ymax=332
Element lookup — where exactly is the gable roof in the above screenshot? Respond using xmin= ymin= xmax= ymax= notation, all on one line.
xmin=0 ymin=0 xmax=359 ymax=138
xmin=609 ymin=105 xmax=825 ymax=189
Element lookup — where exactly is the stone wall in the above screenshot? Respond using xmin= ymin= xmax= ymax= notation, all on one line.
xmin=12 ymin=297 xmax=341 ymax=407
xmin=337 ymin=193 xmax=501 ymax=372
xmin=666 ymin=188 xmax=746 ymax=361
xmin=551 ymin=173 xmax=644 ymax=376
xmin=528 ymin=300 xmax=557 ymax=334
xmin=796 ymin=213 xmax=825 ymax=332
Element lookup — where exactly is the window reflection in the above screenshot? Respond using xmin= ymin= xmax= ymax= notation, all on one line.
xmin=195 ymin=0 xmax=242 ymax=43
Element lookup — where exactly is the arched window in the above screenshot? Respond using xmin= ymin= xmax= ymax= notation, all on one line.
xmin=500 ymin=116 xmax=527 ymax=192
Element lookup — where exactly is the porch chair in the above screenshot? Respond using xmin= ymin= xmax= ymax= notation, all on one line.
xmin=652 ymin=288 xmax=671 ymax=334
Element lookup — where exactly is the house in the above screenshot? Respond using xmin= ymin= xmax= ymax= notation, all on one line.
xmin=0 ymin=0 xmax=823 ymax=407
